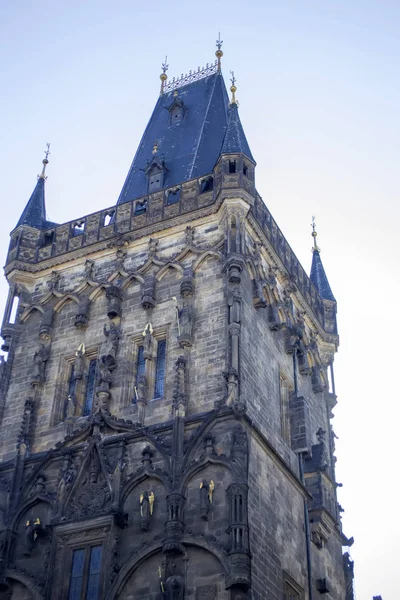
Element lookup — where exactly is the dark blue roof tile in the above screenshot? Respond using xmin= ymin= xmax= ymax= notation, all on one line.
xmin=16 ymin=177 xmax=47 ymax=230
xmin=310 ymin=250 xmax=336 ymax=302
xmin=221 ymin=102 xmax=255 ymax=162
xmin=117 ymin=72 xmax=230 ymax=204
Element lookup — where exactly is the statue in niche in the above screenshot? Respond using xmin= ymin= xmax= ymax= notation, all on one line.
xmin=97 ymin=358 xmax=114 ymax=392
xmin=47 ymin=270 xmax=60 ymax=291
xmin=84 ymin=259 xmax=95 ymax=280
xmin=73 ymin=344 xmax=85 ymax=380
xmin=33 ymin=473 xmax=46 ymax=496
xmin=199 ymin=480 xmax=214 ymax=520
xmin=75 ymin=296 xmax=91 ymax=328
xmin=164 ymin=561 xmax=184 ymax=600
xmin=31 ymin=344 xmax=50 ymax=386
xmin=178 ymin=299 xmax=193 ymax=347
xmin=101 ymin=322 xmax=121 ymax=368
xmin=140 ymin=491 xmax=154 ymax=531
xmin=65 ymin=395 xmax=76 ymax=419
xmin=24 ymin=520 xmax=35 ymax=555
xmin=185 ymin=225 xmax=195 ymax=245
xmin=228 ymin=289 xmax=241 ymax=324
xmin=24 ymin=518 xmax=42 ymax=556
xmin=142 ymin=323 xmax=154 ymax=359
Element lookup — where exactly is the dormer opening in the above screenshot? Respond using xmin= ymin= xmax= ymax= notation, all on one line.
xmin=167 ymin=94 xmax=185 ymax=126
xmin=135 ymin=199 xmax=147 ymax=215
xmin=166 ymin=188 xmax=180 ymax=205
xmin=72 ymin=220 xmax=85 ymax=236
xmin=200 ymin=176 xmax=213 ymax=193
xmin=148 ymin=168 xmax=162 ymax=192
xmin=103 ymin=210 xmax=115 ymax=226
xmin=40 ymin=230 xmax=54 ymax=248
xmin=170 ymin=105 xmax=183 ymax=125
xmin=229 ymin=160 xmax=237 ymax=174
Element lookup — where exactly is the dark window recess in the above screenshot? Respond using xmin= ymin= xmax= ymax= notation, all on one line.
xmin=200 ymin=177 xmax=213 ymax=193
xmin=86 ymin=545 xmax=102 ymax=600
xmin=243 ymin=164 xmax=248 ymax=176
xmin=134 ymin=200 xmax=147 ymax=215
xmin=154 ymin=340 xmax=166 ymax=399
xmin=166 ymin=189 xmax=180 ymax=205
xmin=68 ymin=548 xmax=85 ymax=600
xmin=229 ymin=160 xmax=236 ymax=173
xmin=133 ymin=345 xmax=146 ymax=404
xmin=83 ymin=359 xmax=97 ymax=416
xmin=68 ymin=365 xmax=76 ymax=399
xmin=68 ymin=545 xmax=103 ymax=600
xmin=41 ymin=231 xmax=54 ymax=248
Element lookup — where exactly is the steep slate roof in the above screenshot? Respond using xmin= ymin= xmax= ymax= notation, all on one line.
xmin=221 ymin=102 xmax=255 ymax=163
xmin=310 ymin=249 xmax=336 ymax=302
xmin=117 ymin=71 xmax=230 ymax=204
xmin=16 ymin=177 xmax=47 ymax=229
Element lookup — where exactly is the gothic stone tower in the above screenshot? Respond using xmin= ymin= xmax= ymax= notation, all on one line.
xmin=0 ymin=51 xmax=352 ymax=600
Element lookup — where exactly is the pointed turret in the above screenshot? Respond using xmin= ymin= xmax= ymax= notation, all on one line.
xmin=220 ymin=73 xmax=255 ymax=163
xmin=15 ymin=145 xmax=50 ymax=230
xmin=310 ymin=217 xmax=336 ymax=302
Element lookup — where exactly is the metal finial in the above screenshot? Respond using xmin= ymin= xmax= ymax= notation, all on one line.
xmin=38 ymin=143 xmax=50 ymax=180
xmin=311 ymin=216 xmax=320 ymax=252
xmin=229 ymin=71 xmax=238 ymax=105
xmin=215 ymin=33 xmax=223 ymax=71
xmin=160 ymin=56 xmax=169 ymax=95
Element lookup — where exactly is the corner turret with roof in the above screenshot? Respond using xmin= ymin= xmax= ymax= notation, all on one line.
xmin=310 ymin=217 xmax=336 ymax=302
xmin=14 ymin=144 xmax=57 ymax=232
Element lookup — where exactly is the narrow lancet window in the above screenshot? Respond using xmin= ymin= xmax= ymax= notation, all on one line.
xmin=83 ymin=359 xmax=97 ymax=416
xmin=154 ymin=340 xmax=166 ymax=399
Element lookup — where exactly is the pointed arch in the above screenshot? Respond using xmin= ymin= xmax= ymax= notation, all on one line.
xmin=20 ymin=305 xmax=44 ymax=323
xmin=138 ymin=256 xmax=167 ymax=275
xmin=38 ymin=289 xmax=63 ymax=305
xmin=108 ymin=269 xmax=129 ymax=283
xmin=10 ymin=495 xmax=54 ymax=530
xmin=73 ymin=280 xmax=98 ymax=295
xmin=105 ymin=541 xmax=163 ymax=599
xmin=88 ymin=283 xmax=108 ymax=301
xmin=62 ymin=441 xmax=113 ymax=518
xmin=53 ymin=294 xmax=80 ymax=313
xmin=156 ymin=262 xmax=184 ymax=281
xmin=121 ymin=272 xmax=145 ymax=290
xmin=2 ymin=569 xmax=44 ymax=600
xmin=193 ymin=250 xmax=221 ymax=273
xmin=245 ymin=258 xmax=257 ymax=280
xmin=120 ymin=470 xmax=171 ymax=507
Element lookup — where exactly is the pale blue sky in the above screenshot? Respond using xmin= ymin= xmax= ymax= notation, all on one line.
xmin=1 ymin=2 xmax=399 ymax=598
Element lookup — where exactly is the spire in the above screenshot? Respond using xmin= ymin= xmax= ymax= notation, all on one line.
xmin=215 ymin=33 xmax=223 ymax=71
xmin=15 ymin=144 xmax=50 ymax=230
xmin=309 ymin=217 xmax=336 ymax=302
xmin=220 ymin=77 xmax=255 ymax=163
